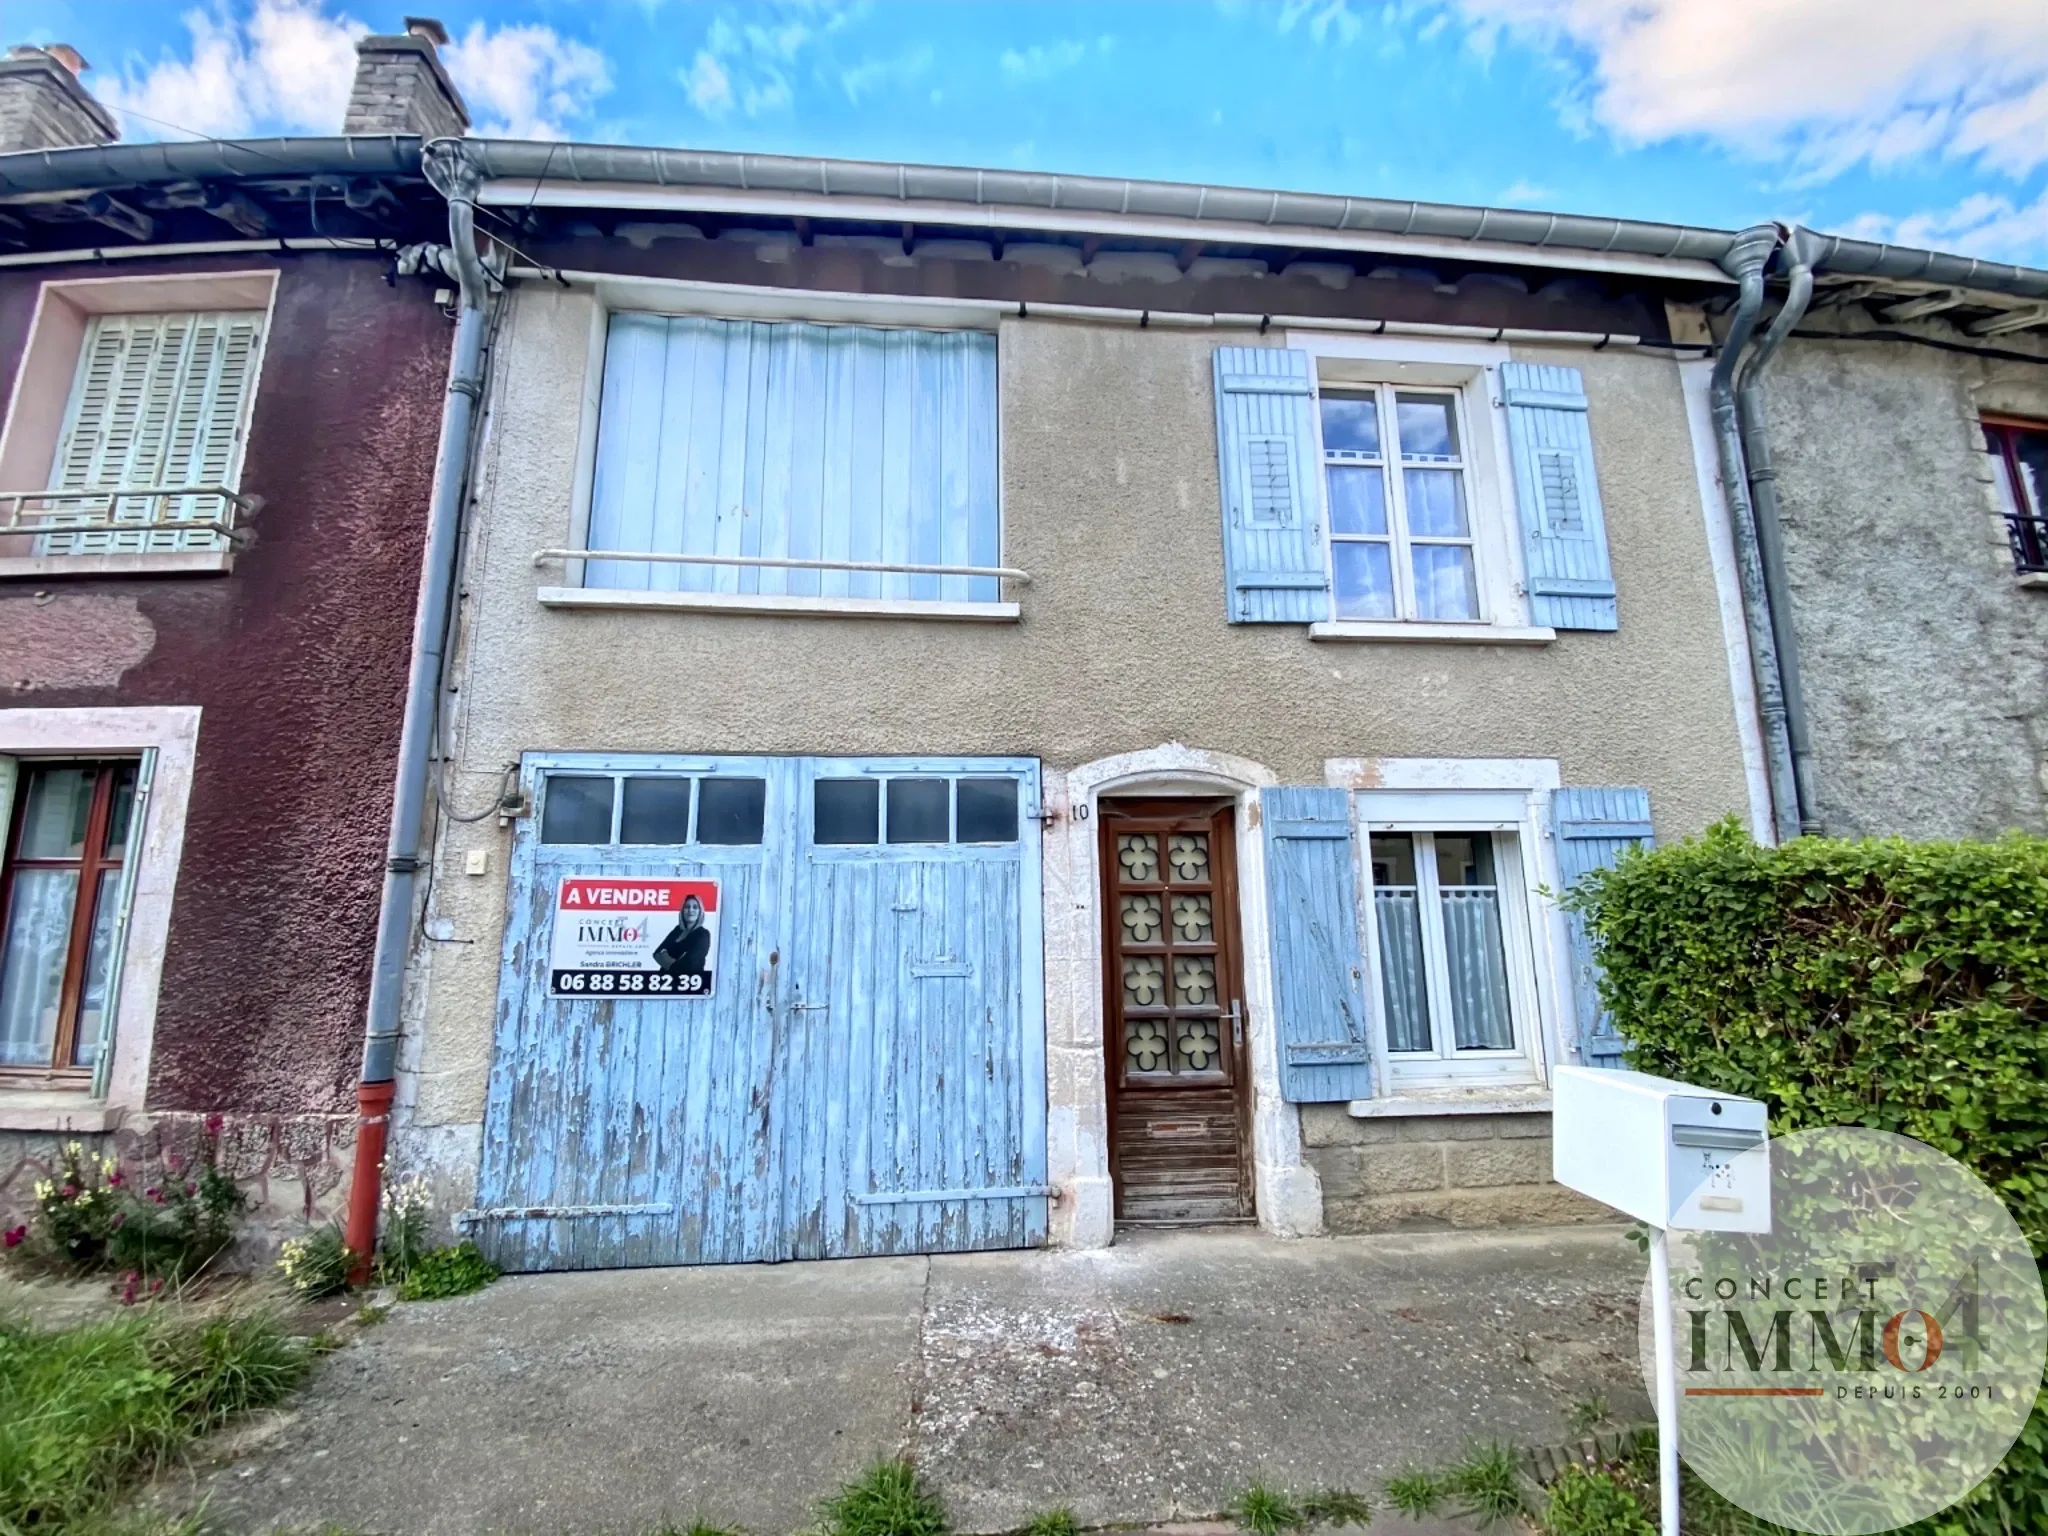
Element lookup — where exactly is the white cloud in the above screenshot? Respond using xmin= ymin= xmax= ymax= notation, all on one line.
xmin=999 ymin=40 xmax=1089 ymax=83
xmin=679 ymin=5 xmax=860 ymax=118
xmin=99 ymin=0 xmax=364 ymax=138
xmin=839 ymin=46 xmax=933 ymax=105
xmin=1278 ymin=0 xmax=1367 ymax=45
xmin=95 ymin=1 xmax=609 ymax=142
xmin=1838 ymin=189 xmax=2048 ymax=266
xmin=442 ymin=22 xmax=611 ymax=140
xmin=684 ymin=50 xmax=734 ymax=115
xmin=1442 ymin=0 xmax=2048 ymax=183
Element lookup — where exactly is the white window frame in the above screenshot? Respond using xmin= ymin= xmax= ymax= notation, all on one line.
xmin=1327 ymin=758 xmax=1574 ymax=1099
xmin=0 ymin=271 xmax=276 ymax=581
xmin=535 ymin=275 xmax=1018 ymax=622
xmin=1288 ymin=331 xmax=1550 ymax=645
xmin=0 ymin=707 xmax=200 ymax=1127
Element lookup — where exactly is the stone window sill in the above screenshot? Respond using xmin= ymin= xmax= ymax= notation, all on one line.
xmin=538 ymin=587 xmax=1020 ymax=623
xmin=1347 ymin=1088 xmax=1552 ymax=1118
xmin=0 ymin=1089 xmax=126 ymax=1133
xmin=1309 ymin=620 xmax=1555 ymax=645
xmin=2018 ymin=572 xmax=2048 ymax=590
xmin=0 ymin=551 xmax=234 ymax=580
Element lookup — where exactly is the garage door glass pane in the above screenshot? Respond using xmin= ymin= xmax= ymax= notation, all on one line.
xmin=886 ymin=779 xmax=949 ymax=843
xmin=540 ymin=776 xmax=614 ymax=844
xmin=814 ymin=779 xmax=879 ymax=844
xmin=620 ymin=777 xmax=692 ymax=845
xmin=956 ymin=778 xmax=1019 ymax=843
xmin=697 ymin=777 xmax=767 ymax=845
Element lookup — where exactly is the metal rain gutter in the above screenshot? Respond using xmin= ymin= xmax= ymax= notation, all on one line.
xmin=1735 ymin=227 xmax=1823 ymax=836
xmin=459 ymin=139 xmax=2048 ymax=305
xmin=1710 ymin=223 xmax=1802 ymax=845
xmin=344 ymin=137 xmax=495 ymax=1276
xmin=0 ymin=135 xmax=424 ymax=196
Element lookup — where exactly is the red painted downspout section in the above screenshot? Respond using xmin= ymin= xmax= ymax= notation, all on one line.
xmin=346 ymin=1080 xmax=395 ymax=1276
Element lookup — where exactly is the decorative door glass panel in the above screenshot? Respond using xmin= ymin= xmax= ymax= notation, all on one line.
xmin=1109 ymin=820 xmax=1229 ymax=1081
xmin=1117 ymin=834 xmax=1159 ymax=881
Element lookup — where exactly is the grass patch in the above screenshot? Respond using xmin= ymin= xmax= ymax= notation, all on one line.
xmin=1228 ymin=1482 xmax=1305 ymax=1536
xmin=0 ymin=1302 xmax=311 ymax=1531
xmin=818 ymin=1459 xmax=948 ymax=1536
xmin=394 ymin=1242 xmax=498 ymax=1302
xmin=1442 ymin=1443 xmax=1523 ymax=1528
xmin=1018 ymin=1509 xmax=1078 ymax=1536
xmin=1380 ymin=1470 xmax=1443 ymax=1519
xmin=1564 ymin=1395 xmax=1613 ymax=1438
xmin=1541 ymin=1464 xmax=1655 ymax=1536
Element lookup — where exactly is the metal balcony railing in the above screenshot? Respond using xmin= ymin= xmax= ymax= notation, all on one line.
xmin=2006 ymin=506 xmax=2048 ymax=577
xmin=0 ymin=485 xmax=255 ymax=554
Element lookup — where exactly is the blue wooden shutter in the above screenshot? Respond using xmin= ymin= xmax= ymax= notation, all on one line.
xmin=1502 ymin=363 xmax=1617 ymax=631
xmin=1261 ymin=786 xmax=1374 ymax=1102
xmin=1551 ymin=787 xmax=1654 ymax=1068
xmin=587 ymin=316 xmax=999 ymax=603
xmin=1213 ymin=347 xmax=1329 ymax=623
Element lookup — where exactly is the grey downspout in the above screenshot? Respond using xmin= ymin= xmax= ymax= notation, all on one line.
xmin=1710 ymin=224 xmax=1802 ymax=845
xmin=1734 ymin=227 xmax=1823 ymax=835
xmin=345 ymin=137 xmax=494 ymax=1269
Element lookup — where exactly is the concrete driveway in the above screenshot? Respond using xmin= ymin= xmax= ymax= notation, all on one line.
xmin=184 ymin=1226 xmax=1649 ymax=1535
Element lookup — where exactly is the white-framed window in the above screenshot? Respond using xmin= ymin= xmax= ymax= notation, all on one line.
xmin=41 ymin=310 xmax=265 ymax=554
xmin=1318 ymin=385 xmax=1480 ymax=622
xmin=1349 ymin=780 xmax=1555 ymax=1089
xmin=579 ymin=313 xmax=1004 ymax=611
xmin=0 ymin=272 xmax=276 ymax=575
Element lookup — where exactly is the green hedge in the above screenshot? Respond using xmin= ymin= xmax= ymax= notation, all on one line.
xmin=1567 ymin=822 xmax=2048 ymax=1536
xmin=1568 ymin=821 xmax=2048 ymax=1253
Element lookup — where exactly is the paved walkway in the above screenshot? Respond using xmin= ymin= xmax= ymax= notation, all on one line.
xmin=180 ymin=1226 xmax=1650 ymax=1535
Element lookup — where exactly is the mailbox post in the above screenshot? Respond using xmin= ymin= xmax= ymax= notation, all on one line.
xmin=1551 ymin=1067 xmax=1771 ymax=1536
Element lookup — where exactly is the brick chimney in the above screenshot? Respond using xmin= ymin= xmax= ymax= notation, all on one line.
xmin=342 ymin=16 xmax=469 ymax=137
xmin=0 ymin=43 xmax=118 ymax=153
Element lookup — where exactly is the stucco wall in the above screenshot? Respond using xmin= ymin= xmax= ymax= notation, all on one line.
xmin=0 ymin=253 xmax=451 ymax=1116
xmin=405 ymin=281 xmax=1753 ymax=1143
xmin=1762 ymin=334 xmax=2048 ymax=838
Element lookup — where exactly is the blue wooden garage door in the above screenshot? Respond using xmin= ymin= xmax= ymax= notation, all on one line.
xmin=470 ymin=754 xmax=1046 ymax=1270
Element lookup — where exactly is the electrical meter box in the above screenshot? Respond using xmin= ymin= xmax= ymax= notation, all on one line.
xmin=1552 ymin=1066 xmax=1771 ymax=1233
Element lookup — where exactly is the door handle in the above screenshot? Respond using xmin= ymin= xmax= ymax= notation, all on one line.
xmin=1229 ymin=999 xmax=1244 ymax=1048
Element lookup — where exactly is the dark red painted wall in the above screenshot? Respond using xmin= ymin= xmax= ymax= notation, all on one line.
xmin=0 ymin=253 xmax=451 ymax=1115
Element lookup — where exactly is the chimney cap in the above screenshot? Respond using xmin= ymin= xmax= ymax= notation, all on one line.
xmin=403 ymin=16 xmax=450 ymax=47
xmin=5 ymin=42 xmax=88 ymax=74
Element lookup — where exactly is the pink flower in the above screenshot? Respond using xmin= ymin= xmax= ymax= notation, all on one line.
xmin=146 ymin=1187 xmax=164 ymax=1204
xmin=148 ymin=1277 xmax=164 ymax=1294
xmin=204 ymin=1113 xmax=224 ymax=1136
xmin=184 ymin=1181 xmax=197 ymax=1197
xmin=60 ymin=1184 xmax=77 ymax=1199
xmin=2 ymin=1225 xmax=25 ymax=1248
xmin=106 ymin=1168 xmax=124 ymax=1187
xmin=164 ymin=1152 xmax=183 ymax=1173
xmin=119 ymin=1272 xmax=138 ymax=1305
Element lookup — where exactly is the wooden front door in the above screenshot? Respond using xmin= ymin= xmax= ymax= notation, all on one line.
xmin=1100 ymin=799 xmax=1253 ymax=1224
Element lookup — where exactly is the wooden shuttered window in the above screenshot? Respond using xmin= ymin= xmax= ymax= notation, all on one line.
xmin=585 ymin=315 xmax=1001 ymax=603
xmin=44 ymin=310 xmax=265 ymax=554
xmin=1260 ymin=785 xmax=1375 ymax=1102
xmin=1501 ymin=363 xmax=1618 ymax=630
xmin=1213 ymin=347 xmax=1331 ymax=624
xmin=1550 ymin=787 xmax=1654 ymax=1068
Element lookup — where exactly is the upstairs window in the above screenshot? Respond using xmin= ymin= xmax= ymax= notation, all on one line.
xmin=585 ymin=315 xmax=1001 ymax=605
xmin=40 ymin=311 xmax=264 ymax=555
xmin=1319 ymin=386 xmax=1480 ymax=622
xmin=1984 ymin=416 xmax=2048 ymax=578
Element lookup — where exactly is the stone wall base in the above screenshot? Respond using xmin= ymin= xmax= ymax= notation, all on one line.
xmin=1299 ymin=1105 xmax=1611 ymax=1233
xmin=0 ymin=1111 xmax=356 ymax=1261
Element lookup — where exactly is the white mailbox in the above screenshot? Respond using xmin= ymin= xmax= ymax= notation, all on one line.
xmin=1552 ymin=1066 xmax=1771 ymax=1233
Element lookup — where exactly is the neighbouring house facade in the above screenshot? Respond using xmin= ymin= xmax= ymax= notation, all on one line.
xmin=0 ymin=26 xmax=467 ymax=1239
xmin=1758 ymin=302 xmax=2048 ymax=840
xmin=388 ymin=140 xmax=1792 ymax=1267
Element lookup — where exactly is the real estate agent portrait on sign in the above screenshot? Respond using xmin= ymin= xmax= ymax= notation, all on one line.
xmin=548 ymin=878 xmax=720 ymax=998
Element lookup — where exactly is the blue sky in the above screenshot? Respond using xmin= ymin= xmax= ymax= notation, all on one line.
xmin=9 ymin=0 xmax=2047 ymax=265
